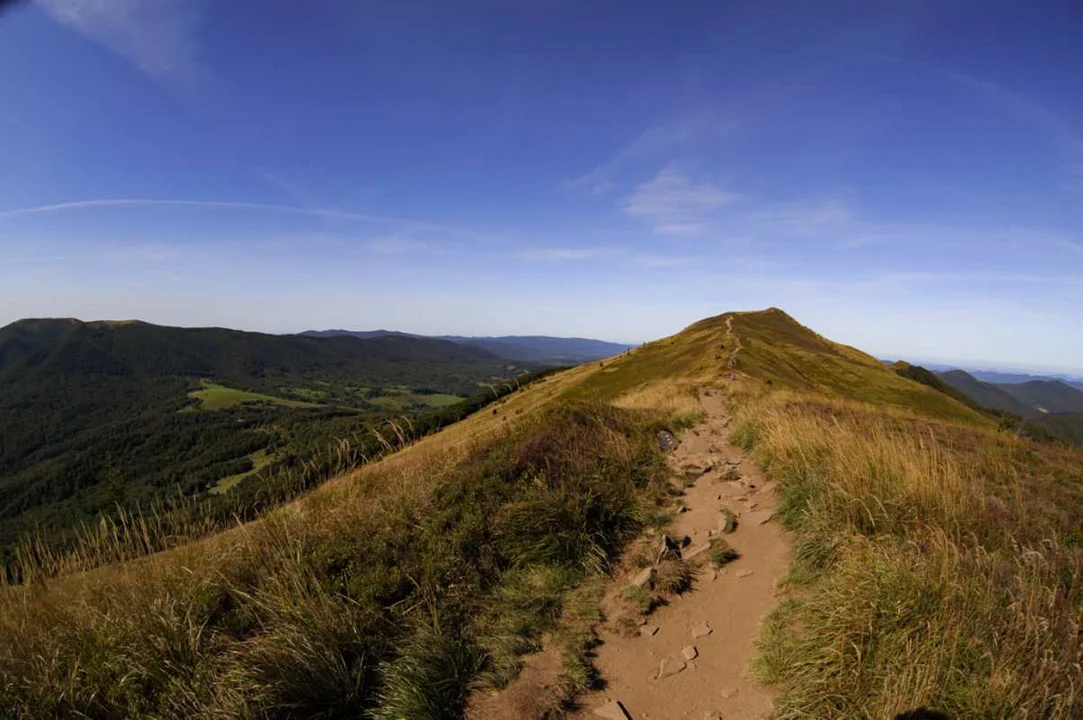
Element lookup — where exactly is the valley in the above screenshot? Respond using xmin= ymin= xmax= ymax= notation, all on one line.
xmin=0 ymin=318 xmax=539 ymax=571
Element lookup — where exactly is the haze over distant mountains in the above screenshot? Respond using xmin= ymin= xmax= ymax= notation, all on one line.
xmin=303 ymin=330 xmax=632 ymax=365
xmin=913 ymin=362 xmax=1083 ymax=390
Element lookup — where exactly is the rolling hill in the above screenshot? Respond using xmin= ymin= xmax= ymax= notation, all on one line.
xmin=303 ymin=328 xmax=632 ymax=364
xmin=0 ymin=318 xmax=523 ymax=556
xmin=0 ymin=309 xmax=1078 ymax=719
xmin=938 ymin=368 xmax=1034 ymax=417
xmin=998 ymin=379 xmax=1083 ymax=414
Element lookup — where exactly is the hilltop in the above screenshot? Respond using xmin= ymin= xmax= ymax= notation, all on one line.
xmin=0 ymin=308 xmax=1078 ymax=719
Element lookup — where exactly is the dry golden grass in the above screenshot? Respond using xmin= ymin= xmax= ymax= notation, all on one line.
xmin=611 ymin=378 xmax=705 ymax=426
xmin=731 ymin=389 xmax=1083 ymax=718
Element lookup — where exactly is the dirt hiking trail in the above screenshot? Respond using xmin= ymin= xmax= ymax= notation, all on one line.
xmin=469 ymin=388 xmax=791 ymax=720
xmin=572 ymin=388 xmax=790 ymax=719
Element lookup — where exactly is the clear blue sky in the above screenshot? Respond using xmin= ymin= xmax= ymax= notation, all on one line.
xmin=1 ymin=0 xmax=1081 ymax=371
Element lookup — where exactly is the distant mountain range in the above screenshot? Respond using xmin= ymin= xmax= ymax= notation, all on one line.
xmin=911 ymin=362 xmax=1083 ymax=390
xmin=302 ymin=329 xmax=632 ymax=365
xmin=937 ymin=369 xmax=1083 ymax=419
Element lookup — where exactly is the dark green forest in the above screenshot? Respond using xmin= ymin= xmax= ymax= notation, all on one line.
xmin=0 ymin=318 xmax=542 ymax=569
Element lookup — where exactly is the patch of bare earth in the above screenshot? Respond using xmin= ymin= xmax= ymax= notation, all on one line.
xmin=468 ymin=389 xmax=791 ymax=720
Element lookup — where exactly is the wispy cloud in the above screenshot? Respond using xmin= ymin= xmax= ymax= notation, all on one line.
xmin=633 ymin=255 xmax=692 ymax=268
xmin=39 ymin=0 xmax=207 ymax=81
xmin=623 ymin=167 xmax=737 ymax=235
xmin=756 ymin=197 xmax=854 ymax=229
xmin=521 ymin=248 xmax=600 ymax=261
xmin=360 ymin=236 xmax=428 ymax=255
xmin=564 ymin=114 xmax=724 ymax=193
xmin=104 ymin=244 xmax=183 ymax=262
xmin=0 ymin=198 xmax=456 ymax=233
xmin=869 ymin=54 xmax=1083 ymax=189
xmin=0 ymin=255 xmax=75 ymax=265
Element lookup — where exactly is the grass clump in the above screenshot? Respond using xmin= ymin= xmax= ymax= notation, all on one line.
xmin=620 ymin=585 xmax=659 ymax=615
xmin=654 ymin=558 xmax=694 ymax=594
xmin=709 ymin=537 xmax=739 ymax=567
xmin=719 ymin=507 xmax=737 ymax=534
xmin=371 ymin=629 xmax=485 ymax=720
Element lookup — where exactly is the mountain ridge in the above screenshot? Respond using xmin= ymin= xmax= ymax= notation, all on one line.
xmin=303 ymin=328 xmax=632 ymax=364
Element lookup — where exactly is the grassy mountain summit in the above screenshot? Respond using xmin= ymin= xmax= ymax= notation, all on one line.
xmin=0 ymin=308 xmax=1078 ymax=718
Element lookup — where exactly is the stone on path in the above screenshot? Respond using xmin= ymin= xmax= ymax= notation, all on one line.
xmin=736 ymin=569 xmax=754 ymax=578
xmin=631 ymin=567 xmax=655 ymax=589
xmin=640 ymin=625 xmax=659 ymax=637
xmin=719 ymin=687 xmax=738 ymax=700
xmin=682 ymin=645 xmax=699 ymax=660
xmin=691 ymin=622 xmax=713 ymax=639
xmin=657 ymin=430 xmax=680 ymax=453
xmin=594 ymin=699 xmax=632 ymax=719
xmin=658 ymin=657 xmax=686 ymax=679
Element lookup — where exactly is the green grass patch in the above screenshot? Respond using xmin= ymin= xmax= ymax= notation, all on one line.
xmin=189 ymin=380 xmax=322 ymax=410
xmin=369 ymin=391 xmax=464 ymax=410
xmin=283 ymin=386 xmax=330 ymax=401
xmin=209 ymin=449 xmax=274 ymax=495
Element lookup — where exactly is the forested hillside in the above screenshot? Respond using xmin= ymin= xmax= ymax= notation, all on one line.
xmin=0 ymin=318 xmax=526 ymax=561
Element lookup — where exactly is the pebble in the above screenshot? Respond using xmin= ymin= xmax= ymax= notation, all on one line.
xmin=720 ymin=687 xmax=738 ymax=700
xmin=736 ymin=569 xmax=754 ymax=578
xmin=640 ymin=625 xmax=659 ymax=637
xmin=691 ymin=622 xmax=713 ymax=639
xmin=682 ymin=645 xmax=699 ymax=660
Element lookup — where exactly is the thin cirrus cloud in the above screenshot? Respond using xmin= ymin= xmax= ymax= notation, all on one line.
xmin=867 ymin=53 xmax=1083 ymax=187
xmin=38 ymin=0 xmax=208 ymax=80
xmin=563 ymin=114 xmax=723 ymax=194
xmin=622 ymin=167 xmax=737 ymax=236
xmin=0 ymin=198 xmax=469 ymax=236
xmin=520 ymin=248 xmax=600 ymax=261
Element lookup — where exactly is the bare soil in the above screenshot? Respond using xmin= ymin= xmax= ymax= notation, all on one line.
xmin=573 ymin=389 xmax=789 ymax=719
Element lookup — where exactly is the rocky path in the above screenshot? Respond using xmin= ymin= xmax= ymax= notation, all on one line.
xmin=576 ymin=388 xmax=789 ymax=720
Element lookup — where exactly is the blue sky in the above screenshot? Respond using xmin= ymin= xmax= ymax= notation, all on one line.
xmin=1 ymin=0 xmax=1081 ymax=371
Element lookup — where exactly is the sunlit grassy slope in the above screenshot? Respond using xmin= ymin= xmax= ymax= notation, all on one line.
xmin=1 ymin=308 xmax=1078 ymax=719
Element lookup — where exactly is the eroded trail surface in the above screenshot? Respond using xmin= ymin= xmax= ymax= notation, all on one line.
xmin=576 ymin=389 xmax=790 ymax=720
